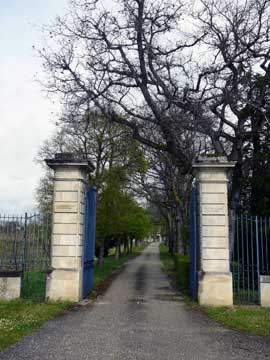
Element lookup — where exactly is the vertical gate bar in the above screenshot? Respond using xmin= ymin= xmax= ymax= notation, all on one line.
xmin=41 ymin=214 xmax=44 ymax=271
xmin=36 ymin=214 xmax=40 ymax=296
xmin=265 ymin=217 xmax=268 ymax=274
xmin=6 ymin=215 xmax=8 ymax=268
xmin=22 ymin=213 xmax=27 ymax=271
xmin=37 ymin=214 xmax=40 ymax=270
xmin=232 ymin=213 xmax=235 ymax=301
xmin=241 ymin=214 xmax=245 ymax=303
xmin=4 ymin=215 xmax=6 ymax=268
xmin=18 ymin=216 xmax=20 ymax=270
xmin=251 ymin=216 xmax=255 ymax=302
xmin=21 ymin=213 xmax=28 ymax=296
xmin=27 ymin=214 xmax=31 ymax=273
xmin=9 ymin=217 xmax=12 ymax=268
xmin=6 ymin=216 xmax=9 ymax=268
xmin=246 ymin=215 xmax=250 ymax=303
xmin=14 ymin=216 xmax=17 ymax=270
xmin=82 ymin=185 xmax=97 ymax=298
xmin=10 ymin=216 xmax=12 ymax=268
xmin=34 ymin=214 xmax=37 ymax=269
xmin=5 ymin=215 xmax=8 ymax=268
xmin=236 ymin=215 xmax=240 ymax=303
xmin=195 ymin=185 xmax=197 ymax=301
xmin=41 ymin=214 xmax=48 ymax=300
xmin=255 ymin=216 xmax=261 ymax=304
xmin=260 ymin=217 xmax=264 ymax=274
xmin=4 ymin=214 xmax=7 ymax=268
xmin=31 ymin=216 xmax=34 ymax=269
xmin=27 ymin=215 xmax=30 ymax=274
xmin=20 ymin=215 xmax=23 ymax=270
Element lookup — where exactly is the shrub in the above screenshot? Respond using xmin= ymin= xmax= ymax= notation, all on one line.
xmin=174 ymin=254 xmax=190 ymax=290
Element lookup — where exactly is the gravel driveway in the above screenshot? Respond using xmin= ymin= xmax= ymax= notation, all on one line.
xmin=1 ymin=242 xmax=270 ymax=360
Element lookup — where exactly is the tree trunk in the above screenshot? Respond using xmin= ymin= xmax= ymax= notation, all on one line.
xmin=167 ymin=212 xmax=174 ymax=255
xmin=98 ymin=243 xmax=104 ymax=268
xmin=175 ymin=203 xmax=183 ymax=254
xmin=124 ymin=237 xmax=128 ymax=255
xmin=115 ymin=239 xmax=121 ymax=259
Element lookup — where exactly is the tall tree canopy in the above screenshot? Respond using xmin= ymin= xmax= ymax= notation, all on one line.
xmin=37 ymin=0 xmax=270 ymax=253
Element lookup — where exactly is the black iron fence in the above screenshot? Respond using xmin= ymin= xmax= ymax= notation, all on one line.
xmin=0 ymin=213 xmax=52 ymax=300
xmin=231 ymin=215 xmax=270 ymax=305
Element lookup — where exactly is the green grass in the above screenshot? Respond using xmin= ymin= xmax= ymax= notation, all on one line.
xmin=159 ymin=243 xmax=176 ymax=277
xmin=159 ymin=244 xmax=190 ymax=298
xmin=94 ymin=243 xmax=147 ymax=288
xmin=203 ymin=306 xmax=270 ymax=336
xmin=0 ymin=299 xmax=71 ymax=352
xmin=159 ymin=244 xmax=270 ymax=337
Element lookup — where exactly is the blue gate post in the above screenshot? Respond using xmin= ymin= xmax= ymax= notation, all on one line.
xmin=189 ymin=183 xmax=198 ymax=301
xmin=82 ymin=186 xmax=97 ymax=298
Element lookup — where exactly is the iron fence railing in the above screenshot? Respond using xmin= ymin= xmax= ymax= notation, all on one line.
xmin=0 ymin=213 xmax=52 ymax=300
xmin=0 ymin=213 xmax=51 ymax=272
xmin=231 ymin=215 xmax=270 ymax=305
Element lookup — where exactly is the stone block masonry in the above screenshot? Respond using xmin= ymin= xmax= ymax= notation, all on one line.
xmin=193 ymin=156 xmax=235 ymax=306
xmin=260 ymin=276 xmax=270 ymax=307
xmin=45 ymin=154 xmax=94 ymax=302
xmin=0 ymin=274 xmax=21 ymax=300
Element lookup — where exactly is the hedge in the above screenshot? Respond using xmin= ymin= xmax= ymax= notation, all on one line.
xmin=173 ymin=253 xmax=190 ymax=290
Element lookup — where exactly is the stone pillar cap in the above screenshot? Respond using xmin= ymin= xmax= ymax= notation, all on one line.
xmin=193 ymin=155 xmax=236 ymax=169
xmin=45 ymin=152 xmax=95 ymax=172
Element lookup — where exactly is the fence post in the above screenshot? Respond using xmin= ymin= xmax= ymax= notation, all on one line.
xmin=22 ymin=212 xmax=28 ymax=266
xmin=45 ymin=153 xmax=94 ymax=302
xmin=255 ymin=216 xmax=261 ymax=305
xmin=20 ymin=212 xmax=28 ymax=294
xmin=193 ymin=156 xmax=236 ymax=306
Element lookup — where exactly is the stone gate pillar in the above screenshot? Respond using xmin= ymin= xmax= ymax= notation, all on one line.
xmin=193 ymin=156 xmax=235 ymax=306
xmin=45 ymin=153 xmax=94 ymax=302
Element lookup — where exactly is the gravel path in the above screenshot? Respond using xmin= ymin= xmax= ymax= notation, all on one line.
xmin=1 ymin=242 xmax=270 ymax=360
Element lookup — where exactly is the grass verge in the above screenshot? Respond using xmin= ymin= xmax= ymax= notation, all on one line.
xmin=159 ymin=243 xmax=270 ymax=337
xmin=202 ymin=306 xmax=270 ymax=337
xmin=159 ymin=243 xmax=177 ymax=278
xmin=0 ymin=300 xmax=71 ymax=352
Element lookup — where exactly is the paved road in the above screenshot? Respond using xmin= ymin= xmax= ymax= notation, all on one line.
xmin=1 ymin=243 xmax=270 ymax=360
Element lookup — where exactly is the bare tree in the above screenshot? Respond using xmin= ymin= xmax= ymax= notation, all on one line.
xmin=37 ymin=0 xmax=270 ymax=252
xmin=193 ymin=0 xmax=270 ymax=207
xmin=38 ymin=0 xmax=206 ymax=170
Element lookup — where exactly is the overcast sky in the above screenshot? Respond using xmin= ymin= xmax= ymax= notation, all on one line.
xmin=0 ymin=0 xmax=69 ymax=214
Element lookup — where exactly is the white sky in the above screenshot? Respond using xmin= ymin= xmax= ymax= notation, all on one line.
xmin=0 ymin=0 xmax=69 ymax=214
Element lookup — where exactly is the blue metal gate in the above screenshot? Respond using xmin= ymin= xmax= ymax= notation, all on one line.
xmin=189 ymin=183 xmax=198 ymax=301
xmin=82 ymin=186 xmax=97 ymax=298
